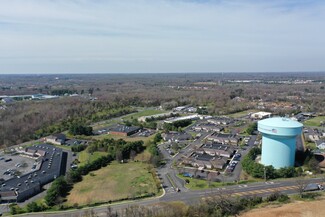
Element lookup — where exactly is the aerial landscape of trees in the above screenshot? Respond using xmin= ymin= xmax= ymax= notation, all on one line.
xmin=0 ymin=72 xmax=324 ymax=148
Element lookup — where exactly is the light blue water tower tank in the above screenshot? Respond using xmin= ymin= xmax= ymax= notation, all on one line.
xmin=258 ymin=117 xmax=303 ymax=169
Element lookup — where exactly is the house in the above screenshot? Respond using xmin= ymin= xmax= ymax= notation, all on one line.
xmin=207 ymin=117 xmax=232 ymax=125
xmin=109 ymin=125 xmax=141 ymax=136
xmin=162 ymin=132 xmax=192 ymax=142
xmin=316 ymin=140 xmax=325 ymax=149
xmin=201 ymin=143 xmax=235 ymax=158
xmin=45 ymin=134 xmax=67 ymax=145
xmin=36 ymin=149 xmax=46 ymax=157
xmin=210 ymin=157 xmax=227 ymax=170
xmin=193 ymin=124 xmax=224 ymax=133
xmin=183 ymin=152 xmax=227 ymax=170
xmin=206 ymin=133 xmax=239 ymax=145
xmin=24 ymin=148 xmax=37 ymax=157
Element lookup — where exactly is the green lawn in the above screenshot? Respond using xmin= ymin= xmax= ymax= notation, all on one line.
xmin=78 ymin=150 xmax=108 ymax=166
xmin=91 ymin=132 xmax=156 ymax=144
xmin=122 ymin=109 xmax=168 ymax=121
xmin=177 ymin=174 xmax=259 ymax=190
xmin=177 ymin=174 xmax=232 ymax=190
xmin=304 ymin=116 xmax=325 ymax=127
xmin=306 ymin=142 xmax=317 ymax=150
xmin=66 ymin=161 xmax=159 ymax=206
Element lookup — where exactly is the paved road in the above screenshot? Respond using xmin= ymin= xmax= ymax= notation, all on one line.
xmin=19 ymin=177 xmax=325 ymax=217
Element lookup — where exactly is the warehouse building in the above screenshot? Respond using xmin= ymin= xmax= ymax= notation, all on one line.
xmin=0 ymin=144 xmax=67 ymax=203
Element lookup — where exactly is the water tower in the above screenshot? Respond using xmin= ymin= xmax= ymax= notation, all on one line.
xmin=258 ymin=117 xmax=303 ymax=169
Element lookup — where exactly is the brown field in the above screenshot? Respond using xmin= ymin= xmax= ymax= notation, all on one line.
xmin=66 ymin=161 xmax=158 ymax=206
xmin=241 ymin=198 xmax=325 ymax=217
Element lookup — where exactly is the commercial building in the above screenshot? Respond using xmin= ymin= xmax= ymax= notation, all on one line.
xmin=251 ymin=112 xmax=272 ymax=119
xmin=0 ymin=144 xmax=67 ymax=203
xmin=109 ymin=125 xmax=141 ymax=136
xmin=137 ymin=112 xmax=175 ymax=122
xmin=164 ymin=114 xmax=199 ymax=124
xmin=45 ymin=133 xmax=67 ymax=145
xmin=258 ymin=117 xmax=303 ymax=169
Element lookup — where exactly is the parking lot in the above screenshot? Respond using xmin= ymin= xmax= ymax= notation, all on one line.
xmin=0 ymin=153 xmax=35 ymax=181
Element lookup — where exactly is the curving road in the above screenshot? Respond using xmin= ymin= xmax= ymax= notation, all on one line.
xmin=17 ymin=177 xmax=324 ymax=217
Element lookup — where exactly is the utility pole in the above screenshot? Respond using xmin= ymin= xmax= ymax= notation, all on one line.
xmin=264 ymin=166 xmax=267 ymax=182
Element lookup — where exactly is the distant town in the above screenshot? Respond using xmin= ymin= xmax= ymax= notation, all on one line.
xmin=0 ymin=72 xmax=325 ymax=216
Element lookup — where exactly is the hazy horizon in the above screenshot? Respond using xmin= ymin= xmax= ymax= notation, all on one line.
xmin=1 ymin=0 xmax=325 ymax=74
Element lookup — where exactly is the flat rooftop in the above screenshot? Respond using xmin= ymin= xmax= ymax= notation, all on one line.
xmin=0 ymin=144 xmax=64 ymax=197
xmin=110 ymin=125 xmax=140 ymax=133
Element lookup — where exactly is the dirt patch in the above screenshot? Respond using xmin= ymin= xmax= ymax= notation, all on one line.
xmin=241 ymin=199 xmax=325 ymax=217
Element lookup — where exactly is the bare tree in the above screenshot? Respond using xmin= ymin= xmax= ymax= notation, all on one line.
xmin=296 ymin=179 xmax=307 ymax=198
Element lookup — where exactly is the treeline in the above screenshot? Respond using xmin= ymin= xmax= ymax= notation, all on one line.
xmin=242 ymin=147 xmax=302 ymax=179
xmin=51 ymin=89 xmax=78 ymax=96
xmin=124 ymin=118 xmax=157 ymax=129
xmin=71 ymin=144 xmax=87 ymax=152
xmin=245 ymin=122 xmax=257 ymax=135
xmin=67 ymin=154 xmax=114 ymax=183
xmin=163 ymin=120 xmax=192 ymax=132
xmin=112 ymin=192 xmax=289 ymax=217
xmin=146 ymin=133 xmax=162 ymax=166
xmin=0 ymin=97 xmax=136 ymax=147
xmin=33 ymin=107 xmax=134 ymax=139
xmin=87 ymin=139 xmax=145 ymax=162
xmin=68 ymin=122 xmax=93 ymax=136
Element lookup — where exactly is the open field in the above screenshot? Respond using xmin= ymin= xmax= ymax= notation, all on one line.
xmin=66 ymin=161 xmax=158 ymax=206
xmin=134 ymin=149 xmax=152 ymax=162
xmin=177 ymin=174 xmax=230 ymax=190
xmin=241 ymin=197 xmax=325 ymax=217
xmin=91 ymin=133 xmax=156 ymax=144
xmin=304 ymin=116 xmax=325 ymax=127
xmin=78 ymin=151 xmax=107 ymax=166
xmin=227 ymin=109 xmax=259 ymax=118
xmin=122 ymin=109 xmax=168 ymax=121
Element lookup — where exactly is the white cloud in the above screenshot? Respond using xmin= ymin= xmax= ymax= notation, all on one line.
xmin=0 ymin=0 xmax=324 ymax=73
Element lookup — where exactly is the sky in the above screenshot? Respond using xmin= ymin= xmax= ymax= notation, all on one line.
xmin=0 ymin=0 xmax=324 ymax=74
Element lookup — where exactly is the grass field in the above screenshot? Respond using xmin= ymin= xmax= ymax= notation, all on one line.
xmin=304 ymin=116 xmax=325 ymax=127
xmin=78 ymin=151 xmax=107 ymax=166
xmin=226 ymin=109 xmax=259 ymax=118
xmin=66 ymin=161 xmax=158 ymax=206
xmin=134 ymin=149 xmax=152 ymax=162
xmin=122 ymin=109 xmax=168 ymax=121
xmin=177 ymin=174 xmax=231 ymax=190
xmin=91 ymin=132 xmax=156 ymax=144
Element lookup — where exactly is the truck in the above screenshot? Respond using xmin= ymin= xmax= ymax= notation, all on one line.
xmin=303 ymin=183 xmax=324 ymax=192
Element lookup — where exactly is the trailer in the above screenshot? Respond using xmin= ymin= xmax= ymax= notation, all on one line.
xmin=303 ymin=183 xmax=323 ymax=192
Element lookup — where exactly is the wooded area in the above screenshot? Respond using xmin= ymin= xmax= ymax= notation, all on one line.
xmin=1 ymin=73 xmax=324 ymax=147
